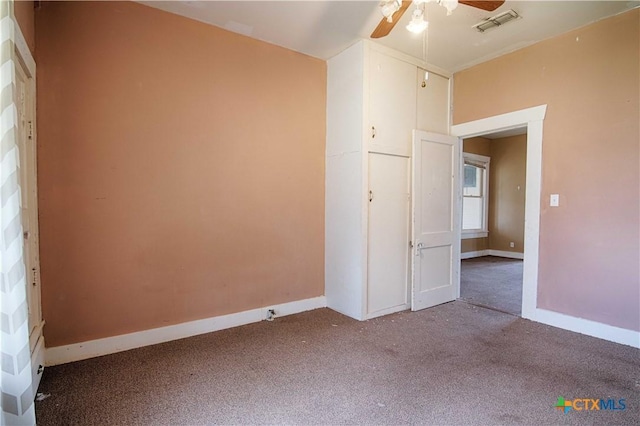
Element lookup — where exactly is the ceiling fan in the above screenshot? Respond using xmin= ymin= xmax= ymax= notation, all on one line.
xmin=371 ymin=0 xmax=505 ymax=38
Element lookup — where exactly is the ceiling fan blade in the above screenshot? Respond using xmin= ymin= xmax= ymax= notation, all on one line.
xmin=370 ymin=1 xmax=413 ymax=39
xmin=459 ymin=1 xmax=505 ymax=12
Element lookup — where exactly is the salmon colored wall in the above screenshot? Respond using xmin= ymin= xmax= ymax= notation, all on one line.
xmin=488 ymin=135 xmax=526 ymax=253
xmin=454 ymin=10 xmax=639 ymax=331
xmin=14 ymin=0 xmax=35 ymax=54
xmin=36 ymin=1 xmax=326 ymax=347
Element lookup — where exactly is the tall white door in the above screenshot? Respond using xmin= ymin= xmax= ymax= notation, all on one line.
xmin=15 ymin=54 xmax=42 ymax=349
xmin=368 ymin=153 xmax=410 ymax=317
xmin=411 ymin=130 xmax=460 ymax=311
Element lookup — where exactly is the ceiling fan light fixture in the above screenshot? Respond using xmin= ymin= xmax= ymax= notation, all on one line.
xmin=380 ymin=0 xmax=402 ymax=23
xmin=406 ymin=9 xmax=429 ymax=34
xmin=440 ymin=0 xmax=458 ymax=16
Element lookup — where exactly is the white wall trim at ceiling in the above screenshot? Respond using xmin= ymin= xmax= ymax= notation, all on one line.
xmin=451 ymin=104 xmax=546 ymax=322
xmin=532 ymin=308 xmax=640 ymax=349
xmin=368 ymin=40 xmax=452 ymax=79
xmin=45 ymin=296 xmax=327 ymax=366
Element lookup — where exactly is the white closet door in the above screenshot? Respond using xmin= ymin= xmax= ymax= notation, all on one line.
xmin=416 ymin=68 xmax=450 ymax=134
xmin=369 ymin=50 xmax=417 ymax=157
xmin=411 ymin=131 xmax=460 ymax=311
xmin=15 ymin=56 xmax=41 ymax=348
xmin=367 ymin=153 xmax=410 ymax=317
xmin=15 ymin=38 xmax=45 ymax=397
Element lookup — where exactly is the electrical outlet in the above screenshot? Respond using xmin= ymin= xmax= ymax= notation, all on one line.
xmin=266 ymin=309 xmax=276 ymax=321
xmin=510 ymin=242 xmax=515 ymax=248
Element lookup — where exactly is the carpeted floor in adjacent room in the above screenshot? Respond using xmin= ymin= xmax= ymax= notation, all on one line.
xmin=461 ymin=256 xmax=523 ymax=315
xmin=36 ymin=302 xmax=639 ymax=425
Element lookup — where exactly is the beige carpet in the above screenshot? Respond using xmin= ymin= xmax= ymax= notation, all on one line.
xmin=36 ymin=302 xmax=639 ymax=425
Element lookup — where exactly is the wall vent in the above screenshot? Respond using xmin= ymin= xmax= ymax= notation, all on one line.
xmin=473 ymin=9 xmax=521 ymax=33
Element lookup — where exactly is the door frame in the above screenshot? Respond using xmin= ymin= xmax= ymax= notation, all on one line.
xmin=13 ymin=15 xmax=46 ymax=391
xmin=450 ymin=105 xmax=547 ymax=320
xmin=14 ymin=11 xmax=42 ymax=343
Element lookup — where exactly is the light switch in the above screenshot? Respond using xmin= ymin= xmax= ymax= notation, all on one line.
xmin=550 ymin=194 xmax=559 ymax=207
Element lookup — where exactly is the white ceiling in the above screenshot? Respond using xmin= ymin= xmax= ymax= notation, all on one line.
xmin=141 ymin=0 xmax=639 ymax=72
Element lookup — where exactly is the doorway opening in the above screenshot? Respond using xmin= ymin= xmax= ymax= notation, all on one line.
xmin=459 ymin=130 xmax=527 ymax=316
xmin=451 ymin=105 xmax=547 ymax=321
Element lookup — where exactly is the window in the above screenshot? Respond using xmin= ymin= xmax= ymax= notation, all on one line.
xmin=462 ymin=153 xmax=490 ymax=239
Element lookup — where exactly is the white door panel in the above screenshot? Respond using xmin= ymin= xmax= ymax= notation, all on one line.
xmin=369 ymin=51 xmax=417 ymax=157
xmin=422 ymin=232 xmax=453 ymax=247
xmin=368 ymin=153 xmax=410 ymax=316
xmin=419 ymin=141 xmax=453 ymax=233
xmin=16 ymin=59 xmax=42 ymax=344
xmin=15 ymin=41 xmax=45 ymax=394
xmin=419 ymin=245 xmax=451 ymax=290
xmin=412 ymin=130 xmax=460 ymax=311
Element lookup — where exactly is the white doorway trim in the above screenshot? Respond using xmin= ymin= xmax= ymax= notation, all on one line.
xmin=451 ymin=105 xmax=547 ymax=320
xmin=14 ymin=17 xmax=35 ymax=78
xmin=13 ymin=17 xmax=46 ymax=394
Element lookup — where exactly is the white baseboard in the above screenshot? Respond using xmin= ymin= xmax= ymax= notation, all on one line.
xmin=366 ymin=303 xmax=409 ymax=320
xmin=458 ymin=248 xmax=637 ymax=348
xmin=45 ymin=296 xmax=327 ymax=366
xmin=532 ymin=308 xmax=640 ymax=348
xmin=460 ymin=249 xmax=524 ymax=260
xmin=461 ymin=250 xmax=486 ymax=259
xmin=487 ymin=249 xmax=524 ymax=259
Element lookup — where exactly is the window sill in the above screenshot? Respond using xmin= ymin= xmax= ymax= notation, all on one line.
xmin=462 ymin=231 xmax=488 ymax=239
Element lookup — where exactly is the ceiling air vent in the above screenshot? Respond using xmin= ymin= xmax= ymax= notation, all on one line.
xmin=473 ymin=9 xmax=520 ymax=33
